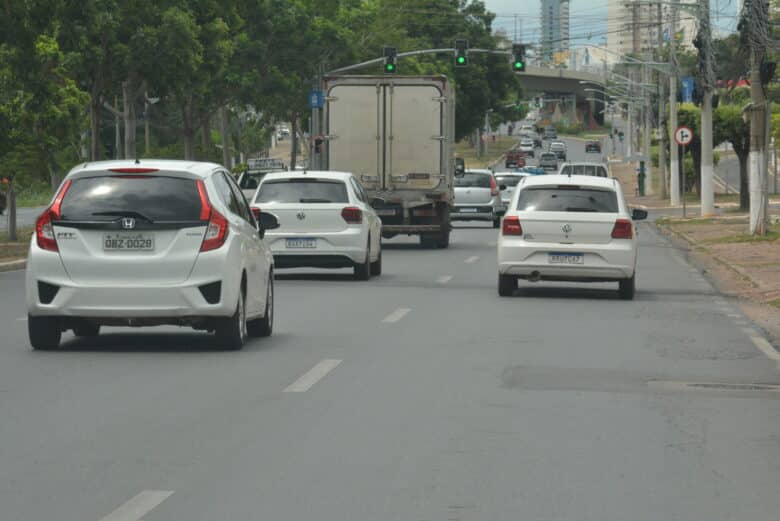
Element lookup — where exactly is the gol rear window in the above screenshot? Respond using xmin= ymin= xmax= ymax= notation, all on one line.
xmin=454 ymin=173 xmax=492 ymax=188
xmin=517 ymin=186 xmax=618 ymax=213
xmin=495 ymin=176 xmax=525 ymax=187
xmin=59 ymin=175 xmax=203 ymax=221
xmin=255 ymin=179 xmax=348 ymax=203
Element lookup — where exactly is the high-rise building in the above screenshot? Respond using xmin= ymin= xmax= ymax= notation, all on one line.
xmin=606 ymin=0 xmax=696 ymax=62
xmin=540 ymin=0 xmax=570 ymax=64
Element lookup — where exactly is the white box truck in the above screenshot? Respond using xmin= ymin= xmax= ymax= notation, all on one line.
xmin=321 ymin=75 xmax=456 ymax=248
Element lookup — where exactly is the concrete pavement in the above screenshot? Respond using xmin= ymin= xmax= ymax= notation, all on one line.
xmin=2 ymin=219 xmax=780 ymax=520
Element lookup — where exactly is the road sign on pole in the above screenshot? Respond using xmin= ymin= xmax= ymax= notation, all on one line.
xmin=674 ymin=126 xmax=693 ymax=146
xmin=309 ymin=90 xmax=324 ymax=109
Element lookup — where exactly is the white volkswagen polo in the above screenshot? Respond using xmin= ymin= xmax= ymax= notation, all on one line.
xmin=249 ymin=171 xmax=382 ymax=280
xmin=497 ymin=174 xmax=647 ymax=299
xmin=26 ymin=160 xmax=276 ymax=350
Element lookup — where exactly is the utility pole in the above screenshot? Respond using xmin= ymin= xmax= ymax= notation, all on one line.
xmin=657 ymin=1 xmax=668 ymax=199
xmin=745 ymin=0 xmax=770 ymax=234
xmin=643 ymin=63 xmax=654 ymax=195
xmin=669 ymin=0 xmax=680 ymax=206
xmin=699 ymin=0 xmax=716 ymax=217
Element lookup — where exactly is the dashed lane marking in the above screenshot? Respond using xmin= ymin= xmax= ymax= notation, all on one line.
xmin=98 ymin=490 xmax=173 ymax=521
xmin=16 ymin=317 xmax=27 ymax=321
xmin=464 ymin=256 xmax=480 ymax=264
xmin=436 ymin=275 xmax=453 ymax=284
xmin=751 ymin=336 xmax=780 ymax=362
xmin=284 ymin=359 xmax=342 ymax=393
xmin=382 ymin=307 xmax=411 ymax=324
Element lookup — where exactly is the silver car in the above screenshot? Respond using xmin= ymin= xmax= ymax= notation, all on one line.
xmin=495 ymin=172 xmax=530 ymax=209
xmin=452 ymin=169 xmax=504 ymax=228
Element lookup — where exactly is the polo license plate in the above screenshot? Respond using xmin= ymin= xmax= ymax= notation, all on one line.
xmin=286 ymin=238 xmax=316 ymax=249
xmin=548 ymin=252 xmax=584 ymax=265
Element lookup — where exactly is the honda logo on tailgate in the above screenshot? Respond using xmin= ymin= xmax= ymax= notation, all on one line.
xmin=121 ymin=217 xmax=136 ymax=229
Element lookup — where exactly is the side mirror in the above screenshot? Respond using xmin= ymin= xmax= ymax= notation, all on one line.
xmin=259 ymin=211 xmax=280 ymax=231
xmin=632 ymin=208 xmax=648 ymax=221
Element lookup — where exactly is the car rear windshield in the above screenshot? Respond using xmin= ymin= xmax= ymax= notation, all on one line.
xmin=255 ymin=179 xmax=349 ymax=203
xmin=559 ymin=165 xmax=608 ymax=177
xmin=454 ymin=172 xmax=492 ymax=188
xmin=59 ymin=175 xmax=203 ymax=222
xmin=517 ymin=186 xmax=619 ymax=213
xmin=495 ymin=175 xmax=524 ymax=187
xmin=540 ymin=154 xmax=557 ymax=160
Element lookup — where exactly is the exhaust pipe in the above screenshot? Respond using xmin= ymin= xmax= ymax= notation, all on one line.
xmin=528 ymin=271 xmax=541 ymax=283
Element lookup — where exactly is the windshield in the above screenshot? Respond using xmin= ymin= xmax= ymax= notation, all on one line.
xmin=495 ymin=175 xmax=525 ymax=187
xmin=517 ymin=186 xmax=619 ymax=212
xmin=59 ymin=176 xmax=203 ymax=222
xmin=541 ymin=154 xmax=557 ymax=160
xmin=454 ymin=172 xmax=492 ymax=188
xmin=560 ymin=164 xmax=609 ymax=177
xmin=255 ymin=178 xmax=349 ymax=203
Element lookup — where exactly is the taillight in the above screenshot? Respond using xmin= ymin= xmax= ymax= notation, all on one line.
xmin=490 ymin=176 xmax=499 ymax=197
xmin=502 ymin=216 xmax=523 ymax=236
xmin=35 ymin=179 xmax=72 ymax=252
xmin=196 ymin=179 xmax=229 ymax=251
xmin=251 ymin=207 xmax=262 ymax=221
xmin=611 ymin=219 xmax=633 ymax=239
xmin=341 ymin=206 xmax=363 ymax=224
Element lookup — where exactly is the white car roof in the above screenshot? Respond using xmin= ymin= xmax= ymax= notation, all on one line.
xmin=520 ymin=174 xmax=618 ymax=190
xmin=260 ymin=170 xmax=354 ymax=182
xmin=66 ymin=159 xmax=223 ymax=179
xmin=559 ymin=162 xmax=609 ymax=168
xmin=465 ymin=169 xmax=493 ymax=175
xmin=495 ymin=171 xmax=529 ymax=177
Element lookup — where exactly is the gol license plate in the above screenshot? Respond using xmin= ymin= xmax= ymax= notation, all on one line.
xmin=459 ymin=208 xmax=478 ymax=213
xmin=548 ymin=252 xmax=584 ymax=265
xmin=103 ymin=233 xmax=154 ymax=251
xmin=286 ymin=238 xmax=316 ymax=249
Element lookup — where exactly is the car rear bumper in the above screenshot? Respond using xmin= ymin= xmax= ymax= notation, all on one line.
xmin=498 ymin=241 xmax=636 ymax=281
xmin=265 ymin=229 xmax=367 ymax=265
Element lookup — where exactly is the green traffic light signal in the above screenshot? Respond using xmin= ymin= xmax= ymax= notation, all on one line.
xmin=457 ymin=56 xmax=466 ymax=65
xmin=513 ymin=60 xmax=524 ymax=70
xmin=385 ymin=63 xmax=396 ymax=73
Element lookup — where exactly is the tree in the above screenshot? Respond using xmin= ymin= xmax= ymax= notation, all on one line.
xmin=714 ymin=104 xmax=750 ymax=210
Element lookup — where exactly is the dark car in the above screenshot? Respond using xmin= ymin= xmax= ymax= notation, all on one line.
xmin=505 ymin=150 xmax=526 ymax=169
xmin=585 ymin=140 xmax=602 ymax=153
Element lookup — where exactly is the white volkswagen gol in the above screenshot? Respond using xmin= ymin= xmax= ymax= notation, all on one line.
xmin=26 ymin=160 xmax=276 ymax=350
xmin=249 ymin=171 xmax=382 ymax=280
xmin=497 ymin=174 xmax=647 ymax=299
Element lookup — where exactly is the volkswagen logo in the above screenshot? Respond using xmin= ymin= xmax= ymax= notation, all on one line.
xmin=121 ymin=217 xmax=136 ymax=230
xmin=561 ymin=223 xmax=572 ymax=234
xmin=296 ymin=211 xmax=306 ymax=220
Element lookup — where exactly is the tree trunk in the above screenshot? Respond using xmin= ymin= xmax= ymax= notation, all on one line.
xmin=200 ymin=113 xmax=210 ymax=159
xmin=290 ymin=113 xmax=299 ymax=170
xmin=182 ymin=99 xmax=196 ymax=161
xmin=122 ymin=81 xmax=137 ymax=160
xmin=7 ymin=176 xmax=16 ymax=242
xmin=90 ymin=95 xmax=101 ymax=161
xmin=219 ymin=106 xmax=230 ymax=168
xmin=738 ymin=151 xmax=750 ymax=211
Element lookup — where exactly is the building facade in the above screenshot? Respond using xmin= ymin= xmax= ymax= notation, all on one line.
xmin=540 ymin=0 xmax=570 ymax=64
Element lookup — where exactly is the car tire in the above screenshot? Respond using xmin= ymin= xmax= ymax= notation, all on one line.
xmin=29 ymin=315 xmax=62 ymax=350
xmin=354 ymin=243 xmax=371 ymax=280
xmin=493 ymin=216 xmax=501 ymax=229
xmin=215 ymin=288 xmax=247 ymax=350
xmin=419 ymin=234 xmax=437 ymax=248
xmin=619 ymin=275 xmax=636 ymax=300
xmin=74 ymin=323 xmax=100 ymax=337
xmin=498 ymin=274 xmax=516 ymax=297
xmin=247 ymin=274 xmax=273 ymax=338
xmin=370 ymin=249 xmax=382 ymax=276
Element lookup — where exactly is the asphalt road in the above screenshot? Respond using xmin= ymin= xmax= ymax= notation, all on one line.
xmin=0 ymin=205 xmax=46 ymax=230
xmin=3 ymin=216 xmax=780 ymax=520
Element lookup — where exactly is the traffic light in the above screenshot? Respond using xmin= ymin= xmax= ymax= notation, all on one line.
xmin=383 ymin=46 xmax=397 ymax=74
xmin=511 ymin=44 xmax=526 ymax=72
xmin=455 ymin=39 xmax=468 ymax=67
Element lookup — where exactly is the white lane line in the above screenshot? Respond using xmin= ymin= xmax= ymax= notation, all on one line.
xmin=98 ymin=490 xmax=173 ymax=521
xmin=671 ymin=254 xmax=689 ymax=267
xmin=464 ymin=256 xmax=480 ymax=264
xmin=751 ymin=336 xmax=780 ymax=361
xmin=487 ymin=241 xmax=497 ymax=247
xmin=16 ymin=317 xmax=27 ymax=322
xmin=382 ymin=307 xmax=411 ymax=323
xmin=284 ymin=359 xmax=342 ymax=393
xmin=437 ymin=275 xmax=453 ymax=284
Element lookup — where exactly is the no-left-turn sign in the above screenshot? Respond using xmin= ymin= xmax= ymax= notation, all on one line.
xmin=674 ymin=126 xmax=694 ymax=146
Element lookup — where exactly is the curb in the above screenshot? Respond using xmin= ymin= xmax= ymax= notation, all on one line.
xmin=0 ymin=258 xmax=25 ymax=272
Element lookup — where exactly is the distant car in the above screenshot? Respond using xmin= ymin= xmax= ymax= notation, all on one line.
xmin=518 ymin=138 xmax=535 ymax=157
xmin=250 ymin=171 xmax=382 ymax=280
xmin=539 ymin=152 xmax=559 ymax=171
xmin=505 ymin=150 xmax=526 ymax=169
xmin=520 ymin=125 xmax=535 ymax=136
xmin=452 ymin=169 xmax=505 ymax=228
xmin=585 ymin=140 xmax=602 ymax=153
xmin=497 ymin=174 xmax=648 ymax=299
xmin=26 ymin=160 xmax=277 ymax=350
xmin=495 ymin=172 xmax=530 ymax=208
xmin=544 ymin=127 xmax=557 ymax=140
xmin=533 ymin=136 xmax=543 ymax=148
xmin=238 ymin=158 xmax=288 ymax=199
xmin=549 ymin=141 xmax=567 ymax=160
xmin=557 ymin=162 xmax=610 ymax=178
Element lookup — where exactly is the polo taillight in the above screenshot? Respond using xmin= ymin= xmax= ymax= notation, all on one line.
xmin=196 ymin=180 xmax=229 ymax=251
xmin=341 ymin=206 xmax=363 ymax=224
xmin=35 ymin=179 xmax=72 ymax=252
xmin=502 ymin=216 xmax=523 ymax=236
xmin=611 ymin=219 xmax=633 ymax=239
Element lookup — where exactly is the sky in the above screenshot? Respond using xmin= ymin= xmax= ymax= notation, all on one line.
xmin=482 ymin=0 xmax=740 ymax=47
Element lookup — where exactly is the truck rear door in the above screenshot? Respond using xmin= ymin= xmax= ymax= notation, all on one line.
xmin=386 ymin=84 xmax=443 ymax=192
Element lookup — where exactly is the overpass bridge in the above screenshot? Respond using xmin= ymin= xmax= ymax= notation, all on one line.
xmin=516 ymin=66 xmax=607 ymax=127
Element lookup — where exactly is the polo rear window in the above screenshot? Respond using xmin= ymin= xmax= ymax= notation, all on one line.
xmin=59 ymin=176 xmax=203 ymax=221
xmin=255 ymin=179 xmax=348 ymax=203
xmin=517 ymin=186 xmax=618 ymax=213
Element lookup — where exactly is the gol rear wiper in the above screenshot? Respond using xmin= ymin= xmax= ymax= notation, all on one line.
xmin=565 ymin=207 xmax=598 ymax=212
xmin=299 ymin=198 xmax=332 ymax=203
xmin=92 ymin=210 xmax=155 ymax=222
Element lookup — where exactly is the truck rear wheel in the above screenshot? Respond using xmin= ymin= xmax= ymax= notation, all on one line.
xmin=435 ymin=229 xmax=450 ymax=249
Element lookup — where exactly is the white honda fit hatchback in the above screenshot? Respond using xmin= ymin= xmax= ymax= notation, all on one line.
xmin=26 ymin=160 xmax=276 ymax=350
xmin=497 ymin=174 xmax=647 ymax=299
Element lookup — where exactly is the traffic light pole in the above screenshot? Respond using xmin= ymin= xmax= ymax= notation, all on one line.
xmin=325 ymin=48 xmax=513 ymax=75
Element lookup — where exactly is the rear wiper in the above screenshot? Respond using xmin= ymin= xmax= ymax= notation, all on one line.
xmin=565 ymin=207 xmax=598 ymax=212
xmin=299 ymin=198 xmax=332 ymax=203
xmin=92 ymin=210 xmax=155 ymax=222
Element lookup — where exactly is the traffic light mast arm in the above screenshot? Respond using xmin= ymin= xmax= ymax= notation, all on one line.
xmin=326 ymin=48 xmax=511 ymax=75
